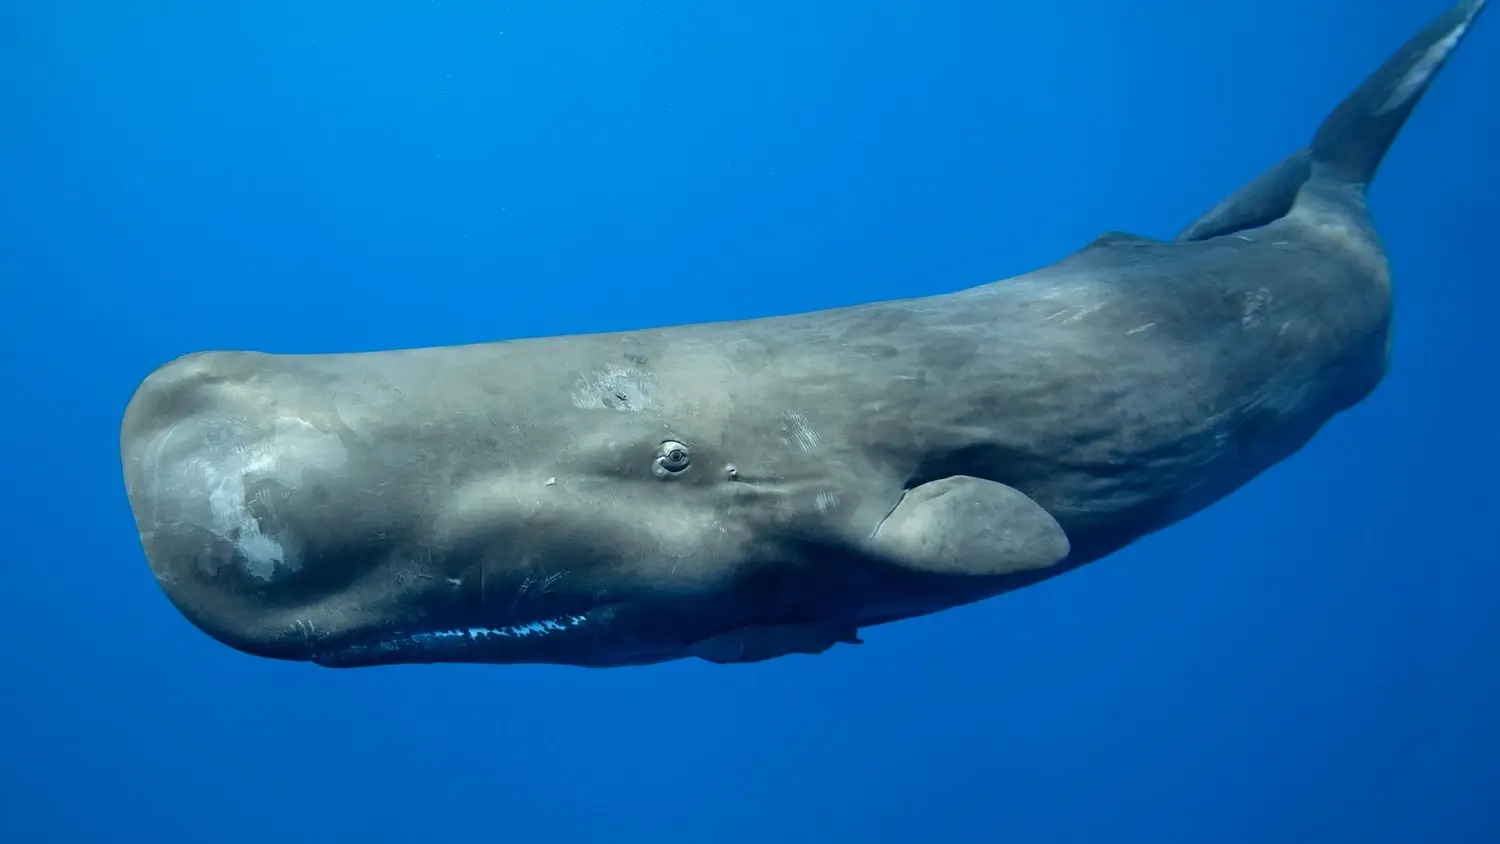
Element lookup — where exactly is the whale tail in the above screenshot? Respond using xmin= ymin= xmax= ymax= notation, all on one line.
xmin=1176 ymin=0 xmax=1488 ymax=242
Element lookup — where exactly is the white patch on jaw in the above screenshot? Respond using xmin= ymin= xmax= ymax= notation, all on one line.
xmin=777 ymin=411 xmax=822 ymax=452
xmin=415 ymin=616 xmax=590 ymax=641
xmin=572 ymin=365 xmax=658 ymax=411
xmin=147 ymin=416 xmax=348 ymax=581
xmin=1379 ymin=20 xmax=1468 ymax=115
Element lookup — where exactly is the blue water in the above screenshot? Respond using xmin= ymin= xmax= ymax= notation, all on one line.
xmin=3 ymin=0 xmax=1497 ymax=841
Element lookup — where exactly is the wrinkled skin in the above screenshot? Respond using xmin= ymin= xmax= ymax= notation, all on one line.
xmin=119 ymin=0 xmax=1487 ymax=668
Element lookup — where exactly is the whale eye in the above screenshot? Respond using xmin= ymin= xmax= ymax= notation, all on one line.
xmin=652 ymin=440 xmax=692 ymax=478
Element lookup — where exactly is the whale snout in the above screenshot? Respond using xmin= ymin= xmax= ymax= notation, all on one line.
xmin=119 ymin=352 xmax=374 ymax=660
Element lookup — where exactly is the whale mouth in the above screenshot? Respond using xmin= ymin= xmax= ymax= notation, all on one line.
xmin=312 ymin=607 xmax=611 ymax=667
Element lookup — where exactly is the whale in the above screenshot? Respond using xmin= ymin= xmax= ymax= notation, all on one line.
xmin=120 ymin=0 xmax=1488 ymax=668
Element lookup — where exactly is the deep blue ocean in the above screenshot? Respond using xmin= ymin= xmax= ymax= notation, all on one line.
xmin=3 ymin=0 xmax=1497 ymax=841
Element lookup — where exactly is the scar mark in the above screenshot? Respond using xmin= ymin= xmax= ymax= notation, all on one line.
xmin=1063 ymin=302 xmax=1106 ymax=323
xmin=572 ymin=365 xmax=658 ymax=412
xmin=538 ymin=571 xmax=568 ymax=593
xmin=293 ymin=619 xmax=321 ymax=643
xmin=1242 ymin=287 xmax=1272 ymax=328
xmin=1125 ymin=322 xmax=1157 ymax=336
xmin=778 ymin=412 xmax=822 ymax=452
xmin=814 ymin=490 xmax=838 ymax=513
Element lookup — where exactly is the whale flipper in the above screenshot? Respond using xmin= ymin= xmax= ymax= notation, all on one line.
xmin=687 ymin=623 xmax=864 ymax=664
xmin=872 ymin=476 xmax=1070 ymax=578
xmin=691 ymin=477 xmax=1068 ymax=664
xmin=1178 ymin=0 xmax=1487 ymax=241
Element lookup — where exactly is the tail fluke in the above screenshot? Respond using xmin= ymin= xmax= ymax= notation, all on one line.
xmin=1310 ymin=0 xmax=1487 ymax=185
xmin=1178 ymin=0 xmax=1487 ymax=241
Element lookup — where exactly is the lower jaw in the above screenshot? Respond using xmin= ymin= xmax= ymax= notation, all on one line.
xmin=312 ymin=607 xmax=609 ymax=667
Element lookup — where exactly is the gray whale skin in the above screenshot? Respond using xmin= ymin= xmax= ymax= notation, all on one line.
xmin=119 ymin=0 xmax=1489 ymax=668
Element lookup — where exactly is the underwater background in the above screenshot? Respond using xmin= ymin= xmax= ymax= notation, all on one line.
xmin=2 ymin=0 xmax=1497 ymax=841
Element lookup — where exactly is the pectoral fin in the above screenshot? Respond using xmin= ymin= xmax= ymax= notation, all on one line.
xmin=872 ymin=475 xmax=1069 ymax=577
xmin=687 ymin=622 xmax=863 ymax=664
